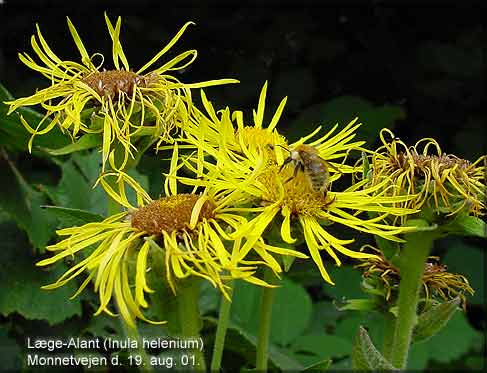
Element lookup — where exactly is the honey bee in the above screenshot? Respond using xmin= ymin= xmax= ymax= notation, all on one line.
xmin=278 ymin=144 xmax=336 ymax=196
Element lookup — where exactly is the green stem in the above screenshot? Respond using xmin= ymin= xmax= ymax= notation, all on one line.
xmin=390 ymin=230 xmax=436 ymax=369
xmin=256 ymin=270 xmax=276 ymax=371
xmin=382 ymin=311 xmax=396 ymax=361
xmin=177 ymin=279 xmax=207 ymax=372
xmin=210 ymin=281 xmax=234 ymax=371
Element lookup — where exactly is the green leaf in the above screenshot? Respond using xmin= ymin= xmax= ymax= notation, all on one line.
xmin=408 ymin=312 xmax=481 ymax=369
xmin=0 ymin=83 xmax=70 ymax=154
xmin=291 ymin=334 xmax=351 ymax=360
xmin=44 ymin=152 xmax=109 ymax=217
xmin=198 ymin=281 xmax=220 ymax=316
xmin=442 ymin=237 xmax=484 ymax=304
xmin=304 ymin=301 xmax=341 ymax=337
xmin=323 ymin=266 xmax=364 ymax=300
xmin=352 ymin=326 xmax=397 ymax=371
xmin=0 ymin=150 xmax=57 ymax=250
xmin=41 ymin=206 xmax=104 ymax=226
xmin=412 ymin=298 xmax=460 ymax=343
xmin=444 ymin=214 xmax=487 ymax=238
xmin=0 ymin=221 xmax=81 ymax=324
xmin=289 ymin=96 xmax=405 ymax=144
xmin=205 ymin=316 xmax=305 ymax=371
xmin=40 ymin=133 xmax=102 ymax=155
xmin=47 ymin=159 xmax=94 ymax=210
xmin=270 ymin=278 xmax=313 ymax=346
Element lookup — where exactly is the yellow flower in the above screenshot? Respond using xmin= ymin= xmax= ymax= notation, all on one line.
xmin=37 ymin=166 xmax=305 ymax=326
xmin=172 ymin=86 xmax=418 ymax=285
xmin=366 ymin=128 xmax=486 ymax=218
xmin=176 ymin=81 xmax=364 ymax=176
xmin=355 ymin=245 xmax=474 ymax=309
xmin=5 ymin=14 xmax=237 ymax=171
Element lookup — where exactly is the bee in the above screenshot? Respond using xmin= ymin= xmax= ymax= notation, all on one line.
xmin=278 ymin=144 xmax=335 ymax=197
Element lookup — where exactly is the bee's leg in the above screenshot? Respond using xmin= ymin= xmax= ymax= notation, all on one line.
xmin=323 ymin=191 xmax=336 ymax=207
xmin=283 ymin=163 xmax=300 ymax=184
xmin=279 ymin=157 xmax=293 ymax=173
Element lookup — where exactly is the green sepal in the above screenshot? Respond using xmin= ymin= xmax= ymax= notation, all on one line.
xmin=352 ymin=326 xmax=397 ymax=371
xmin=412 ymin=297 xmax=461 ymax=344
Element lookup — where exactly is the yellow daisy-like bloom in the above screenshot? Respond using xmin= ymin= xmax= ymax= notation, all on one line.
xmin=172 ymin=87 xmax=418 ymax=285
xmin=365 ymin=128 xmax=486 ymax=219
xmin=5 ymin=14 xmax=237 ymax=171
xmin=37 ymin=157 xmax=307 ymax=326
xmin=176 ymin=81 xmax=363 ymax=176
xmin=35 ymin=193 xmax=247 ymax=327
xmin=355 ymin=246 xmax=474 ymax=309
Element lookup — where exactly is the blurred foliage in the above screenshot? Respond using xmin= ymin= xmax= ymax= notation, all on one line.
xmin=0 ymin=2 xmax=485 ymax=372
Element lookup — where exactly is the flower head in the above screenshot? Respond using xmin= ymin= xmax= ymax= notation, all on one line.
xmin=5 ymin=14 xmax=236 ymax=171
xmin=355 ymin=246 xmax=474 ymax=309
xmin=36 ymin=187 xmax=281 ymax=327
xmin=365 ymin=128 xmax=486 ymax=220
xmin=172 ymin=85 xmax=418 ymax=285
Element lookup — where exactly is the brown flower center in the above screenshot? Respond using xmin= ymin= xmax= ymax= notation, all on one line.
xmin=395 ymin=151 xmax=471 ymax=173
xmin=130 ymin=194 xmax=215 ymax=235
xmin=82 ymin=70 xmax=158 ymax=98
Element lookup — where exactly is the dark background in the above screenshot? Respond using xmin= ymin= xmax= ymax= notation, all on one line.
xmin=1 ymin=1 xmax=485 ymax=159
xmin=0 ymin=1 xmax=485 ymax=371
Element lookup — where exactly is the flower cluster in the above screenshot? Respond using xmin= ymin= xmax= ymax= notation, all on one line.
xmin=170 ymin=83 xmax=418 ymax=284
xmin=6 ymin=15 xmax=482 ymax=328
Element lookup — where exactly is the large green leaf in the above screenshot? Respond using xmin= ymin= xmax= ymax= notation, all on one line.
xmin=47 ymin=159 xmax=94 ymax=210
xmin=0 ymin=221 xmax=82 ymax=324
xmin=0 ymin=151 xmax=57 ymax=250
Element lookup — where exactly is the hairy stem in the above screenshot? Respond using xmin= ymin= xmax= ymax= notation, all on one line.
xmin=177 ymin=278 xmax=207 ymax=371
xmin=391 ymin=230 xmax=436 ymax=368
xmin=382 ymin=311 xmax=396 ymax=361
